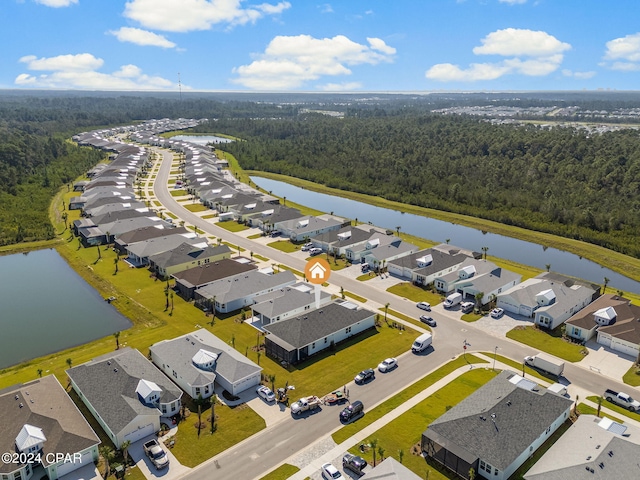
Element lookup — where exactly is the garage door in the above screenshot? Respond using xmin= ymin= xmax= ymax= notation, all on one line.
xmin=598 ymin=333 xmax=612 ymax=347
xmin=124 ymin=423 xmax=155 ymax=443
xmin=55 ymin=449 xmax=94 ymax=478
xmin=611 ymin=340 xmax=638 ymax=357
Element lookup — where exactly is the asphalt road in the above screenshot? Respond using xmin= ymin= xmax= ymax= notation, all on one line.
xmin=150 ymin=149 xmax=636 ymax=480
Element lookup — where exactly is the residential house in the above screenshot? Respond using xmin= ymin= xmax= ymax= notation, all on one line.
xmin=362 ymin=457 xmax=422 ymax=480
xmin=525 ymin=415 xmax=640 ymax=480
xmin=565 ymin=294 xmax=631 ymax=344
xmin=79 ymin=216 xmax=167 ymax=246
xmin=0 ymin=375 xmax=100 ymax=480
xmin=387 ymin=245 xmax=472 ymax=285
xmin=497 ymin=273 xmax=597 ymax=329
xmin=193 ymin=270 xmax=297 ymax=313
xmin=67 ymin=348 xmax=182 ymax=448
xmin=251 ymin=283 xmax=332 ymax=326
xmin=311 ymin=225 xmax=378 ymax=257
xmin=114 ymin=225 xmax=189 ymax=254
xmin=422 ymin=371 xmax=572 ymax=480
xmin=148 ymin=242 xmax=232 ymax=279
xmin=435 ymin=258 xmax=522 ymax=306
xmin=172 ymin=258 xmax=257 ymax=300
xmin=150 ymin=329 xmax=262 ymax=398
xmin=362 ymin=238 xmax=419 ymax=271
xmin=263 ymin=300 xmax=376 ymax=365
xmin=277 ymin=214 xmax=347 ymax=242
xmin=249 ymin=205 xmax=303 ymax=231
xmin=125 ymin=233 xmax=206 ymax=267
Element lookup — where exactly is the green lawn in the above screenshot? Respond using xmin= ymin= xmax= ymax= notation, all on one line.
xmin=170 ymin=402 xmax=266 ymax=467
xmin=344 ymin=290 xmax=367 ymax=303
xmin=481 ymin=353 xmax=550 ymax=383
xmin=461 ymin=312 xmax=484 ymax=322
xmin=623 ymin=364 xmax=640 ymax=386
xmin=576 ymin=404 xmax=622 ymax=423
xmin=259 ymin=464 xmax=300 ymax=480
xmin=277 ymin=264 xmax=304 ymax=277
xmin=386 ymin=282 xmax=442 ymax=305
xmin=587 ymin=395 xmax=640 ymax=420
xmin=332 ymin=355 xmax=486 ymax=444
xmin=268 ymin=240 xmax=299 ymax=253
xmin=216 ymin=221 xmax=250 ymax=232
xmin=345 ymin=368 xmax=497 ymax=479
xmin=380 ymin=308 xmax=426 ymax=331
xmin=328 ymin=257 xmax=349 ymax=271
xmin=356 ymin=273 xmax=375 ymax=281
xmin=222 ymin=241 xmax=245 ymax=252
xmin=253 ymin=254 xmax=269 ymax=262
xmin=506 ymin=326 xmax=587 ymax=362
xmin=247 ymin=233 xmax=263 ymax=239
xmin=183 ymin=203 xmax=208 ymax=212
xmin=201 ymin=214 xmax=217 ymax=220
xmin=170 ymin=189 xmax=188 ymax=196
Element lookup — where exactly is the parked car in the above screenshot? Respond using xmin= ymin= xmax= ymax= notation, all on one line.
xmin=343 ymin=453 xmax=367 ymax=474
xmin=490 ymin=308 xmax=505 ymax=318
xmin=309 ymin=247 xmax=323 ymax=256
xmin=419 ymin=315 xmax=437 ymax=327
xmin=354 ymin=368 xmax=375 ymax=384
xmin=378 ymin=357 xmax=398 ymax=372
xmin=460 ymin=301 xmax=475 ymax=314
xmin=143 ymin=439 xmax=169 ymax=470
xmin=270 ymin=230 xmax=281 ymax=237
xmin=256 ymin=385 xmax=275 ymax=402
xmin=361 ymin=263 xmax=370 ymax=273
xmin=301 ymin=242 xmax=313 ymax=251
xmin=321 ymin=463 xmax=343 ymax=480
xmin=416 ymin=301 xmax=431 ymax=311
xmin=340 ymin=400 xmax=364 ymax=422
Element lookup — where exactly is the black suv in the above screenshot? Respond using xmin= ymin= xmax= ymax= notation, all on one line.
xmin=343 ymin=453 xmax=367 ymax=474
xmin=340 ymin=400 xmax=364 ymax=422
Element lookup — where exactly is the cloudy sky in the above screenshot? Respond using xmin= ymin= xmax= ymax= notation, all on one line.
xmin=2 ymin=0 xmax=640 ymax=91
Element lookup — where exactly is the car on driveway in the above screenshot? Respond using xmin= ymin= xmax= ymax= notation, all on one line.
xmin=419 ymin=315 xmax=437 ymax=327
xmin=321 ymin=463 xmax=343 ymax=480
xmin=416 ymin=301 xmax=431 ymax=311
xmin=491 ymin=308 xmax=505 ymax=318
xmin=143 ymin=439 xmax=169 ymax=470
xmin=256 ymin=385 xmax=275 ymax=402
xmin=301 ymin=242 xmax=313 ymax=251
xmin=343 ymin=453 xmax=367 ymax=475
xmin=309 ymin=247 xmax=323 ymax=256
xmin=354 ymin=368 xmax=375 ymax=384
xmin=378 ymin=357 xmax=398 ymax=373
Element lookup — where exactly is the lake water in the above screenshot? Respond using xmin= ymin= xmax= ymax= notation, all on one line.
xmin=251 ymin=176 xmax=640 ymax=295
xmin=0 ymin=249 xmax=132 ymax=369
xmin=172 ymin=134 xmax=233 ymax=145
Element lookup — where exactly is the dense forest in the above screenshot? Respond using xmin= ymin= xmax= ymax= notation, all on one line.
xmin=216 ymin=114 xmax=640 ymax=258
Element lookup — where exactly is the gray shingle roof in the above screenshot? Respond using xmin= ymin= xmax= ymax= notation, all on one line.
xmin=264 ymin=301 xmax=375 ymax=348
xmin=194 ymin=270 xmax=296 ymax=304
xmin=171 ymin=258 xmax=257 ymax=289
xmin=388 ymin=247 xmax=469 ymax=275
xmin=252 ymin=284 xmax=331 ymax=318
xmin=424 ymin=371 xmax=573 ymax=471
xmin=0 ymin=375 xmax=100 ymax=472
xmin=150 ymin=330 xmax=262 ymax=387
xmin=67 ymin=348 xmax=182 ymax=434
xmin=149 ymin=243 xmax=231 ymax=269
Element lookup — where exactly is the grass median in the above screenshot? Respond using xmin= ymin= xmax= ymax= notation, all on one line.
xmin=506 ymin=325 xmax=587 ymax=362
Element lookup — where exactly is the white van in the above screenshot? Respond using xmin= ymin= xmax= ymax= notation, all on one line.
xmin=412 ymin=333 xmax=433 ymax=353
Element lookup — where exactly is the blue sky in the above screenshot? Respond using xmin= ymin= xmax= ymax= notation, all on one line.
xmin=2 ymin=0 xmax=640 ymax=92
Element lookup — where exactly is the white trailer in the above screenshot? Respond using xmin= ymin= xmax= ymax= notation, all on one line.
xmin=524 ymin=352 xmax=565 ymax=377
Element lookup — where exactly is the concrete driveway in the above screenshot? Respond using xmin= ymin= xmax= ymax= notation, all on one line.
xmin=128 ymin=435 xmax=190 ymax=480
xmin=578 ymin=340 xmax=636 ymax=381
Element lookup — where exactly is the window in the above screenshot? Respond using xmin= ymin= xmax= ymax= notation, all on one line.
xmin=25 ymin=465 xmax=31 ymax=476
xmin=205 ymin=386 xmax=209 ymax=393
xmin=312 ymin=342 xmax=316 ymax=349
xmin=15 ymin=472 xmax=22 ymax=480
xmin=345 ymin=327 xmax=352 ymax=334
xmin=324 ymin=337 xmax=328 ymax=344
xmin=162 ymin=405 xmax=167 ymax=413
xmin=196 ymin=387 xmax=201 ymax=395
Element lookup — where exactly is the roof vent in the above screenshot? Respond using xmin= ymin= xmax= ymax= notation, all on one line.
xmin=586 ymin=456 xmax=592 ymax=461
xmin=506 ymin=401 xmax=512 ymax=406
xmin=596 ymin=445 xmax=601 ymax=449
xmin=480 ymin=416 xmax=486 ymax=421
xmin=608 ymin=451 xmax=614 ymax=457
xmin=19 ymin=403 xmax=23 ymax=408
xmin=14 ymin=395 xmax=19 ymax=400
xmin=599 ymin=463 xmax=604 ymax=469
xmin=114 ymin=368 xmax=118 ymax=372
xmin=107 ymin=361 xmax=111 ymax=365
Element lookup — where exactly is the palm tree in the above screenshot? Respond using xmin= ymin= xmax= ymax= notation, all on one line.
xmin=99 ymin=445 xmax=115 ymax=479
xmin=481 ymin=246 xmax=489 ymax=260
xmin=114 ymin=331 xmax=120 ymax=350
xmin=62 ymin=212 xmax=68 ymax=230
xmin=445 ymin=238 xmax=450 ymax=244
xmin=396 ymin=226 xmax=401 ymax=236
xmin=170 ymin=292 xmax=174 ymax=314
xmin=398 ymin=449 xmax=404 ymax=464
xmin=96 ymin=244 xmax=101 ymax=260
xmin=603 ymin=277 xmax=610 ymax=294
xmin=474 ymin=292 xmax=484 ymax=310
xmin=66 ymin=358 xmax=73 ymax=369
xmin=545 ymin=263 xmax=551 ymax=272
xmin=378 ymin=446 xmax=385 ymax=462
xmin=369 ymin=438 xmax=378 ymax=466
xmin=210 ymin=295 xmax=217 ymax=325
xmin=210 ymin=394 xmax=218 ymax=434
xmin=384 ymin=303 xmax=390 ymax=324
xmin=120 ymin=440 xmax=131 ymax=466
xmin=269 ymin=374 xmax=276 ymax=393
xmin=114 ymin=256 xmax=119 ymax=274
xmin=37 ymin=368 xmax=43 ymax=378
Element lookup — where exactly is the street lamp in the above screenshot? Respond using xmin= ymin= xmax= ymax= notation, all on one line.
xmin=493 ymin=346 xmax=498 ymax=371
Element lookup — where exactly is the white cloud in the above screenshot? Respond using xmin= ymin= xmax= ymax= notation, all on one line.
xmin=608 ymin=61 xmax=640 ymax=72
xmin=34 ymin=0 xmax=78 ymax=7
xmin=562 ymin=69 xmax=596 ymax=79
xmin=108 ymin=27 xmax=176 ymax=48
xmin=123 ymin=0 xmax=291 ymax=32
xmin=15 ymin=53 xmax=175 ymax=90
xmin=318 ymin=82 xmax=362 ymax=91
xmin=498 ymin=0 xmax=527 ymax=4
xmin=319 ymin=3 xmax=333 ymax=14
xmin=473 ymin=28 xmax=570 ymax=57
xmin=426 ymin=28 xmax=570 ymax=82
xmin=601 ymin=33 xmax=640 ymax=72
xmin=232 ymin=34 xmax=395 ymax=90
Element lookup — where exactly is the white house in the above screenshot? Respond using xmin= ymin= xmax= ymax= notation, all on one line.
xmin=67 ymin=348 xmax=182 ymax=448
xmin=150 ymin=329 xmax=262 ymax=398
xmin=0 ymin=375 xmax=100 ymax=480
xmin=276 ymin=214 xmax=346 ymax=242
xmin=497 ymin=274 xmax=596 ymax=329
xmin=251 ymin=283 xmax=332 ymax=325
xmin=387 ymin=245 xmax=473 ymax=284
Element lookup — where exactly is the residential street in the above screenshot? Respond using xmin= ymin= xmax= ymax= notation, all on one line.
xmin=147 ymin=148 xmax=638 ymax=480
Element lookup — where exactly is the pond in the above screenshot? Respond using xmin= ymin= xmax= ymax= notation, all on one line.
xmin=251 ymin=176 xmax=640 ymax=295
xmin=172 ymin=134 xmax=234 ymax=145
xmin=0 ymin=249 xmax=132 ymax=369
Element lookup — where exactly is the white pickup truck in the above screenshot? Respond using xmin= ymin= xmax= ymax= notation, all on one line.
xmin=604 ymin=389 xmax=640 ymax=412
xmin=143 ymin=439 xmax=169 ymax=469
xmin=290 ymin=396 xmax=321 ymax=415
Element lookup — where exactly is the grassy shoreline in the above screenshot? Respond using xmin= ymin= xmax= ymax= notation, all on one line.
xmin=246 ymin=170 xmax=640 ymax=284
